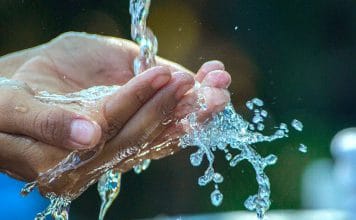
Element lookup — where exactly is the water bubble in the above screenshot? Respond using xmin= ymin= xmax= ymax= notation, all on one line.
xmin=234 ymin=26 xmax=239 ymax=31
xmin=249 ymin=124 xmax=255 ymax=130
xmin=298 ymin=143 xmax=308 ymax=153
xmin=210 ymin=189 xmax=223 ymax=206
xmin=291 ymin=119 xmax=303 ymax=131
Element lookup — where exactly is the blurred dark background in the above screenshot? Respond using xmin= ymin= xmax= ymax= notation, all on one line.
xmin=0 ymin=0 xmax=355 ymax=219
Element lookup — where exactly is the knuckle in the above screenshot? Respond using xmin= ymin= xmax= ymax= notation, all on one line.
xmin=159 ymin=100 xmax=175 ymax=118
xmin=132 ymin=87 xmax=148 ymax=106
xmin=106 ymin=118 xmax=125 ymax=139
xmin=34 ymin=109 xmax=67 ymax=145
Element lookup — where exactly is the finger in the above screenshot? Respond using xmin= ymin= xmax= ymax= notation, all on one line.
xmin=197 ymin=87 xmax=231 ymax=120
xmin=201 ymin=70 xmax=231 ymax=89
xmin=112 ymin=71 xmax=194 ymax=148
xmin=0 ymin=132 xmax=68 ymax=182
xmin=196 ymin=60 xmax=225 ymax=82
xmin=0 ymin=87 xmax=102 ymax=150
xmin=58 ymin=72 xmax=195 ymax=193
xmin=103 ymin=66 xmax=171 ymax=138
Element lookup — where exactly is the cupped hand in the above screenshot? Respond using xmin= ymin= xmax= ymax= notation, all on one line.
xmin=0 ymin=32 xmax=231 ymax=197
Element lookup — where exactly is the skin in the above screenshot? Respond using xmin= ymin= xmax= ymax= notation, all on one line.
xmin=0 ymin=32 xmax=231 ymax=198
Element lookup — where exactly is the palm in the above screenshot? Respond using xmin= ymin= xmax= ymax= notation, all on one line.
xmin=11 ymin=33 xmax=137 ymax=93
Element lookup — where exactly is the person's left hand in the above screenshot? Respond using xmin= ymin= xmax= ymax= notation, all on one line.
xmin=0 ymin=32 xmax=231 ymax=197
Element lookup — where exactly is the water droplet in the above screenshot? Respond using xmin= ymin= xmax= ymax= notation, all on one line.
xmin=225 ymin=153 xmax=232 ymax=161
xmin=246 ymin=100 xmax=253 ymax=110
xmin=190 ymin=150 xmax=203 ymax=166
xmin=260 ymin=110 xmax=268 ymax=118
xmin=15 ymin=105 xmax=28 ymax=113
xmin=279 ymin=123 xmax=288 ymax=130
xmin=141 ymin=159 xmax=151 ymax=171
xmin=162 ymin=119 xmax=172 ymax=125
xmin=298 ymin=143 xmax=308 ymax=153
xmin=252 ymin=98 xmax=264 ymax=107
xmin=210 ymin=189 xmax=223 ymax=206
xmin=213 ymin=173 xmax=224 ymax=183
xmin=252 ymin=115 xmax=263 ymax=124
xmin=264 ymin=154 xmax=278 ymax=165
xmin=257 ymin=123 xmax=265 ymax=131
xmin=291 ymin=119 xmax=303 ymax=131
xmin=21 ymin=181 xmax=37 ymax=196
xmin=275 ymin=129 xmax=285 ymax=138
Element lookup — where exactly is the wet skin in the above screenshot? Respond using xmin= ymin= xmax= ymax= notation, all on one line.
xmin=0 ymin=32 xmax=231 ymax=197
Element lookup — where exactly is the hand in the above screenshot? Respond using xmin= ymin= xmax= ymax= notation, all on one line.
xmin=0 ymin=32 xmax=231 ymax=197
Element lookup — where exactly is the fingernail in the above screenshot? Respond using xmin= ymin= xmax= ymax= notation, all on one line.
xmin=70 ymin=119 xmax=97 ymax=147
xmin=175 ymin=84 xmax=193 ymax=100
xmin=202 ymin=70 xmax=231 ymax=89
xmin=151 ymin=74 xmax=171 ymax=89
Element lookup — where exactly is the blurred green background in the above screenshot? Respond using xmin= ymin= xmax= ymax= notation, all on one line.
xmin=0 ymin=0 xmax=355 ymax=219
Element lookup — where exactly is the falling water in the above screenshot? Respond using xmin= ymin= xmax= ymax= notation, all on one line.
xmin=95 ymin=0 xmax=158 ymax=219
xmin=97 ymin=170 xmax=122 ymax=220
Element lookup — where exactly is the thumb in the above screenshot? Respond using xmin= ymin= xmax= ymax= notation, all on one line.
xmin=0 ymin=87 xmax=101 ymax=150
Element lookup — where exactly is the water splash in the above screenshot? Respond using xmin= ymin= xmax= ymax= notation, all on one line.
xmin=180 ymin=101 xmax=291 ymax=219
xmin=34 ymin=193 xmax=71 ymax=220
xmin=97 ymin=170 xmax=122 ymax=220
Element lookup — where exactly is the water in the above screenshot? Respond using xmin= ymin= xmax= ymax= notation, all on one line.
xmin=97 ymin=170 xmax=122 ymax=220
xmin=130 ymin=0 xmax=157 ymax=76
xmin=15 ymin=0 xmax=304 ymax=219
xmin=34 ymin=193 xmax=71 ymax=220
xmin=291 ymin=119 xmax=303 ymax=132
xmin=94 ymin=1 xmax=157 ymax=219
xmin=298 ymin=143 xmax=308 ymax=153
xmin=180 ymin=102 xmax=291 ymax=219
